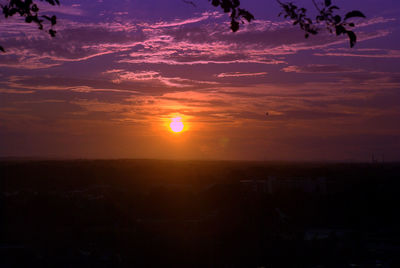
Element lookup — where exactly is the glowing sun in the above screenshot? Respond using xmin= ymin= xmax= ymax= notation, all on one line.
xmin=170 ymin=117 xmax=184 ymax=133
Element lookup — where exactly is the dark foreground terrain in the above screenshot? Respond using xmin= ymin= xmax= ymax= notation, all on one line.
xmin=1 ymin=159 xmax=400 ymax=267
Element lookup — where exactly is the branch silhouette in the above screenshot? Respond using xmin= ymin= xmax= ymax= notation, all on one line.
xmin=278 ymin=0 xmax=365 ymax=47
xmin=0 ymin=0 xmax=59 ymax=52
xmin=0 ymin=0 xmax=365 ymax=52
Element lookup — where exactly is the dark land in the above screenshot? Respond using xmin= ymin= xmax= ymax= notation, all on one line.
xmin=1 ymin=159 xmax=400 ymax=267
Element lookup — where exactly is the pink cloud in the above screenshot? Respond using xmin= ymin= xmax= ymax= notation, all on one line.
xmin=104 ymin=69 xmax=220 ymax=88
xmin=282 ymin=64 xmax=362 ymax=73
xmin=314 ymin=49 xmax=400 ymax=58
xmin=216 ymin=72 xmax=267 ymax=78
xmin=356 ymin=17 xmax=396 ymax=28
xmin=0 ymin=11 xmax=394 ymax=70
xmin=141 ymin=11 xmax=221 ymax=28
xmin=38 ymin=3 xmax=83 ymax=16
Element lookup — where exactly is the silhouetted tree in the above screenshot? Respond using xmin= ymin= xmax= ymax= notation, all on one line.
xmin=0 ymin=0 xmax=365 ymax=52
xmin=0 ymin=0 xmax=59 ymax=51
xmin=277 ymin=0 xmax=365 ymax=47
xmin=211 ymin=0 xmax=365 ymax=47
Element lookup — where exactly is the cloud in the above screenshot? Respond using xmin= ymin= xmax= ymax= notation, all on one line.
xmin=314 ymin=49 xmax=400 ymax=59
xmin=1 ymin=75 xmax=140 ymax=94
xmin=39 ymin=3 xmax=83 ymax=16
xmin=104 ymin=69 xmax=220 ymax=88
xmin=0 ymin=8 xmax=393 ymax=71
xmin=216 ymin=72 xmax=267 ymax=78
xmin=282 ymin=64 xmax=362 ymax=73
xmin=356 ymin=17 xmax=397 ymax=28
xmin=105 ymin=70 xmax=160 ymax=82
xmin=0 ymin=20 xmax=144 ymax=68
xmin=140 ymin=11 xmax=220 ymax=28
xmin=0 ymin=89 xmax=35 ymax=94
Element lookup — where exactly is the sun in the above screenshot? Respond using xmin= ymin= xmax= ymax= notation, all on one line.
xmin=170 ymin=117 xmax=184 ymax=133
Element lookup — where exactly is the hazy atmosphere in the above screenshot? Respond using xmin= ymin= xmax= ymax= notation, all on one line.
xmin=1 ymin=0 xmax=400 ymax=161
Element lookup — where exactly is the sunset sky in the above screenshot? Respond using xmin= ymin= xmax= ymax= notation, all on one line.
xmin=1 ymin=0 xmax=399 ymax=161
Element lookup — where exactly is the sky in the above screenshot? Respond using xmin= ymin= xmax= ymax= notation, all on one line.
xmin=0 ymin=0 xmax=399 ymax=161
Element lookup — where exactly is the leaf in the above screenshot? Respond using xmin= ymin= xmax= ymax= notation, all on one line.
xmin=347 ymin=30 xmax=357 ymax=47
xmin=334 ymin=15 xmax=341 ymax=24
xmin=344 ymin=10 xmax=366 ymax=20
xmin=230 ymin=19 xmax=239 ymax=32
xmin=232 ymin=0 xmax=240 ymax=8
xmin=242 ymin=11 xmax=254 ymax=22
xmin=211 ymin=0 xmax=219 ymax=7
xmin=335 ymin=25 xmax=345 ymax=35
xmin=230 ymin=9 xmax=236 ymax=18
xmin=50 ymin=15 xmax=56 ymax=25
xmin=49 ymin=29 xmax=56 ymax=37
xmin=45 ymin=0 xmax=56 ymax=5
xmin=31 ymin=4 xmax=39 ymax=12
xmin=325 ymin=0 xmax=331 ymax=7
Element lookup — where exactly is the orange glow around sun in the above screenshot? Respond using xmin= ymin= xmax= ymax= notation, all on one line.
xmin=170 ymin=117 xmax=184 ymax=133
